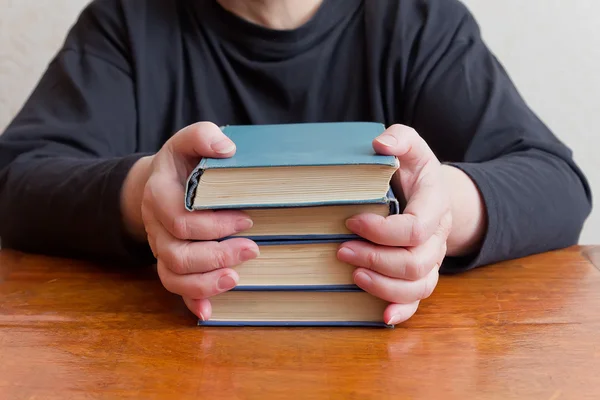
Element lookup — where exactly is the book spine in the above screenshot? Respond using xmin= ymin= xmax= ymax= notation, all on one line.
xmin=184 ymin=163 xmax=205 ymax=211
xmin=387 ymin=187 xmax=401 ymax=215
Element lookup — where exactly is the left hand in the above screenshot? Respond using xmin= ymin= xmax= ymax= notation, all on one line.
xmin=337 ymin=124 xmax=452 ymax=326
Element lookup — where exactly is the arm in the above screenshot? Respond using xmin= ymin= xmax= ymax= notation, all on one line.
xmin=441 ymin=165 xmax=486 ymax=257
xmin=0 ymin=2 xmax=153 ymax=264
xmin=402 ymin=2 xmax=591 ymax=272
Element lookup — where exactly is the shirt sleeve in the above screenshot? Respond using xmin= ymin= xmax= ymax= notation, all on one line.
xmin=402 ymin=2 xmax=592 ymax=273
xmin=0 ymin=2 xmax=154 ymax=265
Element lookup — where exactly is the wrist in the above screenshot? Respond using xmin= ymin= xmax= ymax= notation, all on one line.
xmin=121 ymin=155 xmax=154 ymax=242
xmin=441 ymin=165 xmax=487 ymax=257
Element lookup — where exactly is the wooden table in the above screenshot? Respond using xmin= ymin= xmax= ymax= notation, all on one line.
xmin=1 ymin=246 xmax=599 ymax=399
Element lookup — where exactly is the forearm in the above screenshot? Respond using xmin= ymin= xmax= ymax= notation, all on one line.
xmin=442 ymin=165 xmax=487 ymax=257
xmin=121 ymin=155 xmax=154 ymax=242
xmin=441 ymin=149 xmax=591 ymax=272
xmin=0 ymin=154 xmax=153 ymax=264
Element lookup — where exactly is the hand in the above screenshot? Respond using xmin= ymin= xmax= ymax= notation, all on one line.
xmin=337 ymin=124 xmax=452 ymax=326
xmin=121 ymin=122 xmax=259 ymax=321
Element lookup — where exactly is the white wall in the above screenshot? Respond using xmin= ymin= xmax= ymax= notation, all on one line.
xmin=0 ymin=0 xmax=598 ymax=243
xmin=0 ymin=0 xmax=89 ymax=126
xmin=461 ymin=0 xmax=599 ymax=243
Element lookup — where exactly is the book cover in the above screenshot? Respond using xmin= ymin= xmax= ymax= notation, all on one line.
xmin=219 ymin=238 xmax=364 ymax=289
xmin=197 ymin=287 xmax=393 ymax=328
xmin=228 ymin=188 xmax=400 ymax=242
xmin=225 ymin=187 xmax=400 ymax=241
xmin=185 ymin=122 xmax=398 ymax=211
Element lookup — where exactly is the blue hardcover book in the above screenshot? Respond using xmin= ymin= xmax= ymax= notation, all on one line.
xmin=197 ymin=287 xmax=393 ymax=328
xmin=227 ymin=187 xmax=400 ymax=242
xmin=232 ymin=238 xmax=360 ymax=289
xmin=185 ymin=122 xmax=399 ymax=211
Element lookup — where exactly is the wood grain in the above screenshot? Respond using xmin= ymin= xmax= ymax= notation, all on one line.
xmin=1 ymin=246 xmax=599 ymax=399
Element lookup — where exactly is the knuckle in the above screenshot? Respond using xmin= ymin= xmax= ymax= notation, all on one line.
xmin=156 ymin=262 xmax=177 ymax=294
xmin=407 ymin=258 xmax=427 ymax=280
xmin=387 ymin=125 xmax=402 ymax=139
xmin=171 ymin=215 xmax=189 ymax=239
xmin=144 ymin=176 xmax=157 ymax=194
xmin=440 ymin=211 xmax=453 ymax=234
xmin=192 ymin=121 xmax=221 ymax=144
xmin=166 ymin=246 xmax=192 ymax=275
xmin=156 ymin=261 xmax=168 ymax=283
xmin=420 ymin=272 xmax=438 ymax=300
xmin=193 ymin=276 xmax=213 ymax=299
xmin=419 ymin=281 xmax=432 ymax=300
xmin=209 ymin=214 xmax=231 ymax=239
xmin=141 ymin=183 xmax=157 ymax=216
xmin=142 ymin=181 xmax=153 ymax=203
xmin=147 ymin=236 xmax=157 ymax=258
xmin=195 ymin=120 xmax=218 ymax=132
xmin=368 ymin=217 xmax=388 ymax=243
xmin=140 ymin=202 xmax=151 ymax=224
xmin=210 ymin=248 xmax=229 ymax=270
xmin=189 ymin=212 xmax=232 ymax=240
xmin=406 ymin=126 xmax=419 ymax=139
xmin=366 ymin=250 xmax=382 ymax=269
xmin=409 ymin=218 xmax=427 ymax=245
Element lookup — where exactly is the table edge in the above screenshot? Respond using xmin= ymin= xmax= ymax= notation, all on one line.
xmin=582 ymin=245 xmax=600 ymax=271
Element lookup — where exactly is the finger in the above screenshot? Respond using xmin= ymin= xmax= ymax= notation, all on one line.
xmin=159 ymin=121 xmax=235 ymax=165
xmin=393 ymin=179 xmax=449 ymax=246
xmin=338 ymin=234 xmax=446 ymax=280
xmin=158 ymin=260 xmax=239 ymax=299
xmin=353 ymin=263 xmax=440 ymax=304
xmin=142 ymin=205 xmax=161 ymax=257
xmin=146 ymin=176 xmax=253 ymax=240
xmin=346 ymin=204 xmax=440 ymax=247
xmin=153 ymin=121 xmax=236 ymax=182
xmin=372 ymin=124 xmax=435 ymax=173
xmin=152 ymin=224 xmax=259 ymax=275
xmin=370 ymin=124 xmax=449 ymax=246
xmin=183 ymin=297 xmax=212 ymax=321
xmin=384 ymin=302 xmax=421 ymax=326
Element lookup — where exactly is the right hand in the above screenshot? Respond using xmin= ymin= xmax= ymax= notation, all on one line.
xmin=122 ymin=122 xmax=260 ymax=321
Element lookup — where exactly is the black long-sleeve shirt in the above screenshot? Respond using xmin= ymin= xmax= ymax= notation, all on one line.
xmin=0 ymin=0 xmax=592 ymax=271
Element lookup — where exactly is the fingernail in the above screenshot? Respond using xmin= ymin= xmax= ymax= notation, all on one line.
xmin=217 ymin=274 xmax=237 ymax=291
xmin=345 ymin=218 xmax=362 ymax=234
xmin=235 ymin=218 xmax=253 ymax=232
xmin=199 ymin=312 xmax=206 ymax=322
xmin=386 ymin=315 xmax=402 ymax=326
xmin=354 ymin=271 xmax=372 ymax=288
xmin=375 ymin=135 xmax=397 ymax=147
xmin=211 ymin=139 xmax=236 ymax=154
xmin=338 ymin=247 xmax=355 ymax=259
xmin=240 ymin=247 xmax=260 ymax=262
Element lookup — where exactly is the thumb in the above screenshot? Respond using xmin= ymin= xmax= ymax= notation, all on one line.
xmin=155 ymin=122 xmax=236 ymax=177
xmin=372 ymin=124 xmax=437 ymax=173
xmin=166 ymin=121 xmax=236 ymax=160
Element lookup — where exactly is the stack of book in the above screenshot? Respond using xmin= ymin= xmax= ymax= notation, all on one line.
xmin=185 ymin=122 xmax=399 ymax=327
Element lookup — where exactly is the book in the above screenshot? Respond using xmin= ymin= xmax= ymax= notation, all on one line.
xmin=185 ymin=122 xmax=399 ymax=211
xmin=229 ymin=188 xmax=399 ymax=241
xmin=234 ymin=239 xmax=356 ymax=288
xmin=198 ymin=288 xmax=392 ymax=328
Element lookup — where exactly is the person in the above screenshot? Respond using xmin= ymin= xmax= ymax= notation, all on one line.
xmin=0 ymin=0 xmax=592 ymax=325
